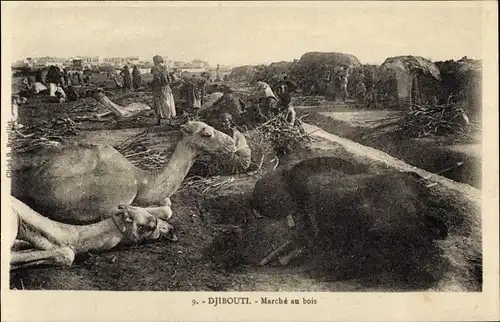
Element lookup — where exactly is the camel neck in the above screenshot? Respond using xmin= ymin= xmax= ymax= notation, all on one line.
xmin=136 ymin=138 xmax=198 ymax=205
xmin=67 ymin=219 xmax=125 ymax=253
xmin=17 ymin=207 xmax=125 ymax=254
xmin=96 ymin=95 xmax=127 ymax=117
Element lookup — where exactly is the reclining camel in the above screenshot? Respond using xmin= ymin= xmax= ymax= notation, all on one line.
xmin=251 ymin=156 xmax=481 ymax=291
xmin=10 ymin=196 xmax=177 ymax=270
xmin=12 ymin=121 xmax=237 ymax=224
xmin=89 ymin=88 xmax=152 ymax=119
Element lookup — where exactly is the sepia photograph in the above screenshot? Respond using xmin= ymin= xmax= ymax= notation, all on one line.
xmin=1 ymin=1 xmax=498 ymax=321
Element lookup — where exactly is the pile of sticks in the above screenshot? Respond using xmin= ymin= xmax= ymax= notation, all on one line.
xmin=252 ymin=112 xmax=312 ymax=151
xmin=8 ymin=117 xmax=79 ymax=153
xmin=399 ymin=103 xmax=470 ymax=138
xmin=360 ymin=103 xmax=471 ymax=140
xmin=179 ymin=175 xmax=235 ymax=195
xmin=113 ymin=130 xmax=169 ymax=170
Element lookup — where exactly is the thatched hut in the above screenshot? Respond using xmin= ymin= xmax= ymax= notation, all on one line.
xmin=228 ymin=65 xmax=256 ymax=82
xmin=250 ymin=61 xmax=295 ymax=88
xmin=290 ymin=52 xmax=361 ymax=96
xmin=376 ymin=56 xmax=441 ymax=109
xmin=435 ymin=57 xmax=482 ymax=118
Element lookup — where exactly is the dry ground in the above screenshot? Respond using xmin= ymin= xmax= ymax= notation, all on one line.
xmin=9 ymin=79 xmax=481 ymax=291
xmin=293 ymin=100 xmax=481 ymax=188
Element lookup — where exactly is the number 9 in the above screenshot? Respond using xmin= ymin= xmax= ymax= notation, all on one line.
xmin=192 ymin=299 xmax=196 ymax=306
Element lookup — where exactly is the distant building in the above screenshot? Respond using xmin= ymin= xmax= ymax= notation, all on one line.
xmin=72 ymin=58 xmax=83 ymax=69
xmin=191 ymin=59 xmax=209 ymax=69
xmin=80 ymin=56 xmax=103 ymax=66
xmin=103 ymin=56 xmax=139 ymax=66
xmin=32 ymin=56 xmax=67 ymax=67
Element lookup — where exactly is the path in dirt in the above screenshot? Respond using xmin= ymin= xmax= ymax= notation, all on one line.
xmin=295 ymin=101 xmax=481 ymax=188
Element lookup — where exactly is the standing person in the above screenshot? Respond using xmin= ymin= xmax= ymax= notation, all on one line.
xmin=197 ymin=76 xmax=207 ymax=107
xmin=63 ymin=68 xmax=71 ymax=88
xmin=120 ymin=65 xmax=132 ymax=91
xmin=356 ymin=80 xmax=367 ymax=103
xmin=35 ymin=68 xmax=43 ymax=84
xmin=339 ymin=69 xmax=349 ymax=102
xmin=183 ymin=75 xmax=202 ymax=112
xmin=77 ymin=70 xmax=84 ymax=86
xmin=151 ymin=55 xmax=176 ymax=125
xmin=83 ymin=67 xmax=93 ymax=85
xmin=324 ymin=67 xmax=337 ymax=101
xmin=46 ymin=65 xmax=62 ymax=98
xmin=132 ymin=66 xmax=142 ymax=90
xmin=276 ymin=83 xmax=296 ymax=125
xmin=56 ymin=66 xmax=66 ymax=88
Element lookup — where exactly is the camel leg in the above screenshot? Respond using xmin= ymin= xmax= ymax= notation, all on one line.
xmin=279 ymin=248 xmax=306 ymax=266
xmin=133 ymin=198 xmax=172 ymax=220
xmin=10 ymin=247 xmax=75 ymax=270
xmin=143 ymin=205 xmax=173 ymax=220
xmin=12 ymin=240 xmax=32 ymax=251
xmin=95 ymin=111 xmax=114 ymax=119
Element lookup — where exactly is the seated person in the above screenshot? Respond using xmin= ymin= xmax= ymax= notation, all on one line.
xmin=250 ymin=81 xmax=279 ymax=122
xmin=214 ymin=113 xmax=252 ymax=173
xmin=198 ymin=85 xmax=244 ymax=126
xmin=276 ymin=84 xmax=296 ymax=125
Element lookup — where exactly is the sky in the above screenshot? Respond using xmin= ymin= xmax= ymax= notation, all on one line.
xmin=5 ymin=1 xmax=485 ymax=66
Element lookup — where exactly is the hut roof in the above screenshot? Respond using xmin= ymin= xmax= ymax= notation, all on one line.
xmin=229 ymin=65 xmax=256 ymax=79
xmin=435 ymin=58 xmax=482 ymax=76
xmin=297 ymin=52 xmax=362 ymax=69
xmin=378 ymin=56 xmax=441 ymax=81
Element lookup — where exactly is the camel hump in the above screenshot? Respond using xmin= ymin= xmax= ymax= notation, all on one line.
xmin=11 ymin=143 xmax=111 ymax=178
xmin=282 ymin=157 xmax=370 ymax=199
xmin=286 ymin=157 xmax=371 ymax=177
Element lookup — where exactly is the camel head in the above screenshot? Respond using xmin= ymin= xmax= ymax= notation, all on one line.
xmin=180 ymin=121 xmax=236 ymax=155
xmin=116 ymin=205 xmax=178 ymax=242
xmin=86 ymin=88 xmax=106 ymax=100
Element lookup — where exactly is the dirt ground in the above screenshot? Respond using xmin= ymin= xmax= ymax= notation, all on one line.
xmin=294 ymin=101 xmax=481 ymax=188
xmin=9 ymin=80 xmax=481 ymax=291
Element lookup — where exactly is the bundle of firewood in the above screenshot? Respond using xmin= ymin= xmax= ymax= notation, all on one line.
xmin=252 ymin=112 xmax=311 ymax=150
xmin=400 ymin=103 xmax=470 ymax=138
xmin=8 ymin=117 xmax=79 ymax=153
xmin=358 ymin=103 xmax=470 ymax=140
xmin=113 ymin=130 xmax=170 ymax=170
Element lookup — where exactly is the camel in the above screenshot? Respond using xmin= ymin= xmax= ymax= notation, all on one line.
xmin=89 ymin=88 xmax=152 ymax=119
xmin=251 ymin=156 xmax=481 ymax=291
xmin=11 ymin=121 xmax=237 ymax=224
xmin=10 ymin=196 xmax=177 ymax=270
xmin=21 ymin=78 xmax=48 ymax=95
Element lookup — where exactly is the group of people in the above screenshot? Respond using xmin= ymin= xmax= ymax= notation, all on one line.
xmin=20 ymin=65 xmax=84 ymax=103
xmin=324 ymin=67 xmax=350 ymax=102
xmin=193 ymin=76 xmax=299 ymax=174
xmin=119 ymin=65 xmax=143 ymax=91
xmin=302 ymin=66 xmax=369 ymax=104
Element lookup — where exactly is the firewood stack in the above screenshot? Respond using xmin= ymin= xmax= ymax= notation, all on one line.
xmin=113 ymin=130 xmax=170 ymax=170
xmin=357 ymin=103 xmax=471 ymax=140
xmin=400 ymin=103 xmax=470 ymax=138
xmin=8 ymin=117 xmax=79 ymax=153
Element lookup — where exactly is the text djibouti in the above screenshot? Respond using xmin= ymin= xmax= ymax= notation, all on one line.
xmin=208 ymin=297 xmax=251 ymax=306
